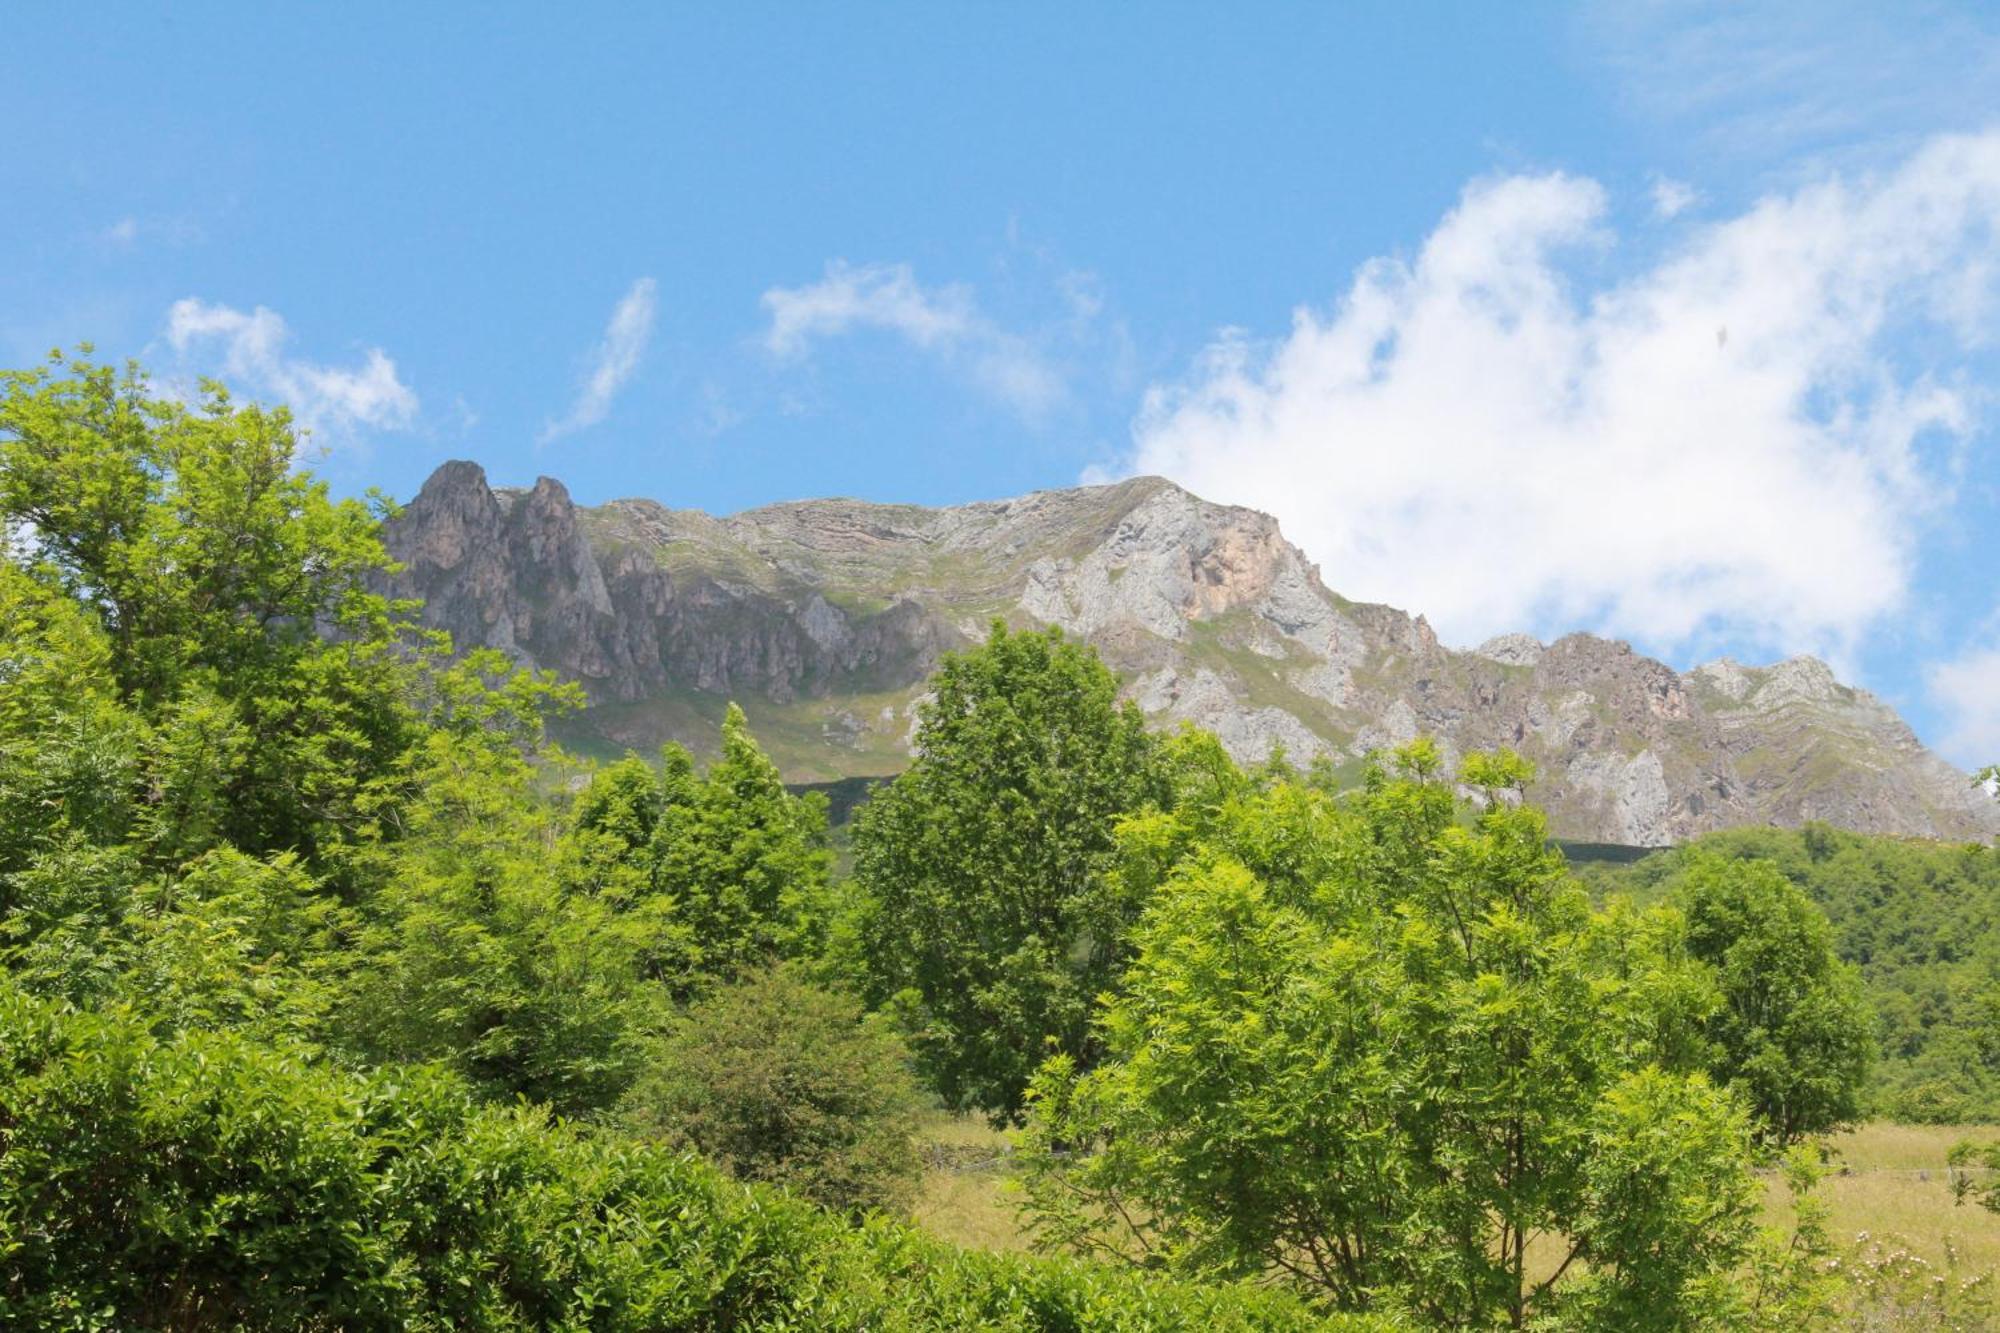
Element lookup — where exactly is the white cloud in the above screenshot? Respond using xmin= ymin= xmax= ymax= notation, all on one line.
xmin=1650 ymin=176 xmax=1699 ymax=219
xmin=99 ymin=214 xmax=204 ymax=252
xmin=540 ymin=277 xmax=658 ymax=445
xmin=1929 ymin=639 xmax=2000 ymax=767
xmin=764 ymin=261 xmax=974 ymax=356
xmin=166 ymin=298 xmax=418 ymax=440
xmin=1120 ymin=131 xmax=2000 ymax=661
xmin=760 ymin=260 xmax=1065 ymax=420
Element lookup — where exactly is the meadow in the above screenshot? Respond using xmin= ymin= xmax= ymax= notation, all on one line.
xmin=915 ymin=1116 xmax=2000 ymax=1279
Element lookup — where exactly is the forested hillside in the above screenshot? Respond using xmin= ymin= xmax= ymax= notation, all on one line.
xmin=1581 ymin=826 xmax=2000 ymax=1123
xmin=0 ymin=353 xmax=1991 ymax=1328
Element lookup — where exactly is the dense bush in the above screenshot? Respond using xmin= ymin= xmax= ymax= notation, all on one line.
xmin=622 ymin=964 xmax=928 ymax=1215
xmin=0 ymin=980 xmax=1368 ymax=1332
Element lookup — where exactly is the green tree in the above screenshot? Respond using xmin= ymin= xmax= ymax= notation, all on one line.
xmin=342 ymin=726 xmax=657 ymax=1117
xmin=569 ymin=705 xmax=833 ymax=993
xmin=1020 ymin=747 xmax=1761 ymax=1327
xmin=622 ymin=964 xmax=927 ymax=1215
xmin=852 ymin=622 xmax=1166 ymax=1121
xmin=0 ymin=352 xmax=430 ymax=876
xmin=1578 ymin=824 xmax=2000 ymax=1121
xmin=1671 ymin=854 xmax=1873 ymax=1144
xmin=650 ymin=705 xmax=833 ymax=982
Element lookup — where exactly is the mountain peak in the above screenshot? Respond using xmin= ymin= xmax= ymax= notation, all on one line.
xmin=416 ymin=458 xmax=491 ymax=499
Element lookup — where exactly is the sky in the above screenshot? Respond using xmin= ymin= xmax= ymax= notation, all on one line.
xmin=8 ymin=2 xmax=2000 ymax=765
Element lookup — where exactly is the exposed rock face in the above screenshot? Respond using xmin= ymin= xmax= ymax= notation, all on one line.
xmin=380 ymin=461 xmax=2000 ymax=844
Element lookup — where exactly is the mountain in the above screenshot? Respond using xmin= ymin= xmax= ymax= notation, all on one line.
xmin=379 ymin=461 xmax=2000 ymax=846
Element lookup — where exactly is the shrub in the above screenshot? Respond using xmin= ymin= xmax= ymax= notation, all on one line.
xmin=622 ymin=964 xmax=927 ymax=1215
xmin=0 ymin=979 xmax=1373 ymax=1331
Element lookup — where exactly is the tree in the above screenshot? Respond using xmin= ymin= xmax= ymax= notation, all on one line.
xmin=568 ymin=706 xmax=833 ymax=994
xmin=852 ymin=622 xmax=1166 ymax=1121
xmin=1671 ymin=853 xmax=1872 ymax=1144
xmin=1578 ymin=824 xmax=2000 ymax=1121
xmin=650 ymin=705 xmax=833 ymax=982
xmin=622 ymin=964 xmax=927 ymax=1215
xmin=1019 ymin=747 xmax=1762 ymax=1328
xmin=340 ymin=725 xmax=657 ymax=1117
xmin=0 ymin=353 xmax=427 ymax=876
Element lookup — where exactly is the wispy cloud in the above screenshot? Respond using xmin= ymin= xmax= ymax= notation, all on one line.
xmin=99 ymin=214 xmax=205 ymax=252
xmin=165 ymin=298 xmax=418 ymax=441
xmin=540 ymin=277 xmax=658 ymax=445
xmin=1649 ymin=176 xmax=1699 ymax=218
xmin=760 ymin=260 xmax=1065 ymax=421
xmin=1583 ymin=1 xmax=2000 ymax=166
xmin=1117 ymin=131 xmax=2000 ymax=667
xmin=764 ymin=261 xmax=974 ymax=356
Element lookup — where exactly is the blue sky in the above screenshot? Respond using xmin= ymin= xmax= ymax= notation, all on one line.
xmin=8 ymin=2 xmax=2000 ymax=763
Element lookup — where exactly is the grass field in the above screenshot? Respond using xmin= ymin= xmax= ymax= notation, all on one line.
xmin=1805 ymin=1124 xmax=2000 ymax=1268
xmin=908 ymin=1113 xmax=1029 ymax=1253
xmin=910 ymin=1117 xmax=2000 ymax=1297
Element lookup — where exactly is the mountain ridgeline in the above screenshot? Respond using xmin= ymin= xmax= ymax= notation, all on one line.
xmin=382 ymin=460 xmax=1999 ymax=846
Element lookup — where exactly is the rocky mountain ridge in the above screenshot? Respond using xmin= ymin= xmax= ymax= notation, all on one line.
xmin=379 ymin=460 xmax=2000 ymax=845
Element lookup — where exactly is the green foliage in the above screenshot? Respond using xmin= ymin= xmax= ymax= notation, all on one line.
xmin=1729 ymin=1147 xmax=1843 ymax=1331
xmin=0 ymin=351 xmax=1878 ymax=1326
xmin=1552 ymin=1070 xmax=1769 ymax=1329
xmin=1582 ymin=823 xmax=2000 ymax=1121
xmin=652 ymin=705 xmax=835 ymax=981
xmin=1671 ymin=854 xmax=1872 ymax=1143
xmin=2 ymin=353 xmax=407 ymax=873
xmin=340 ymin=728 xmax=659 ymax=1117
xmin=0 ymin=979 xmax=1365 ymax=1332
xmin=0 ymin=352 xmax=1403 ymax=1327
xmin=623 ymin=964 xmax=927 ymax=1216
xmin=1019 ymin=747 xmax=1761 ymax=1326
xmin=570 ymin=705 xmax=835 ymax=993
xmin=0 ymin=564 xmax=142 ymax=875
xmin=853 ymin=622 xmax=1166 ymax=1121
xmin=0 ymin=353 xmax=386 ymax=700
xmin=0 ymin=353 xmax=582 ymax=886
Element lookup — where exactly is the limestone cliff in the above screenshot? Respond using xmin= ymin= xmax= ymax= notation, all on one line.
xmin=379 ymin=461 xmax=2000 ymax=845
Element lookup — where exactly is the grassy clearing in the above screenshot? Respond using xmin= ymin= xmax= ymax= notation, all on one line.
xmin=909 ymin=1112 xmax=1030 ymax=1253
xmin=1797 ymin=1123 xmax=2000 ymax=1274
xmin=909 ymin=1117 xmax=2000 ymax=1285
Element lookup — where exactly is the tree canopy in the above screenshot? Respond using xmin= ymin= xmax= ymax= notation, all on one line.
xmin=1580 ymin=823 xmax=2000 ymax=1122
xmin=1671 ymin=853 xmax=1872 ymax=1143
xmin=1019 ymin=746 xmax=1798 ymax=1328
xmin=852 ymin=621 xmax=1166 ymax=1121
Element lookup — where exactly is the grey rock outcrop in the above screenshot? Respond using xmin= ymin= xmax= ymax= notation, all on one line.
xmin=379 ymin=461 xmax=2000 ymax=844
